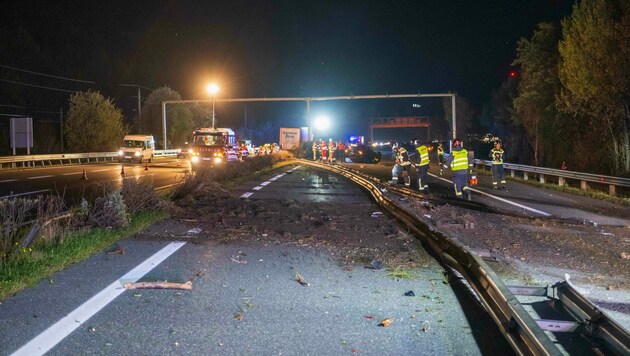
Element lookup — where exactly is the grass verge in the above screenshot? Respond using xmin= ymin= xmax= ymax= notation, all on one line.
xmin=0 ymin=210 xmax=168 ymax=301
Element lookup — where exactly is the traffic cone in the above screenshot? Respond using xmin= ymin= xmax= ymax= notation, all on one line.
xmin=80 ymin=169 xmax=88 ymax=180
xmin=120 ymin=165 xmax=125 ymax=175
xmin=144 ymin=162 xmax=149 ymax=171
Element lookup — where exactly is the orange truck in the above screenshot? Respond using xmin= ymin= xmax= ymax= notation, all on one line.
xmin=188 ymin=128 xmax=239 ymax=168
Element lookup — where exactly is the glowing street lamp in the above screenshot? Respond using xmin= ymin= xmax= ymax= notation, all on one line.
xmin=314 ymin=115 xmax=330 ymax=132
xmin=207 ymin=83 xmax=220 ymax=128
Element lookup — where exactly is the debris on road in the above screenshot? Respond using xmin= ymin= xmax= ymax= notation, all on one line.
xmin=404 ymin=290 xmax=415 ymax=297
xmin=621 ymin=252 xmax=629 ymax=260
xmin=187 ymin=227 xmax=202 ymax=235
xmin=106 ymin=246 xmax=126 ymax=255
xmin=422 ymin=321 xmax=430 ymax=332
xmin=367 ymin=260 xmax=384 ymax=270
xmin=230 ymin=256 xmax=247 ymax=264
xmin=124 ymin=281 xmax=193 ymax=290
xmin=371 ymin=211 xmax=383 ymax=218
xmin=234 ymin=314 xmax=244 ymax=321
xmin=294 ymin=272 xmax=309 ymax=286
xmin=378 ymin=318 xmax=394 ymax=327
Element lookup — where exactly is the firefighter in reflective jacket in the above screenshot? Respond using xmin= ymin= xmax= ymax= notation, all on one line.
xmin=443 ymin=139 xmax=473 ymax=200
xmin=489 ymin=141 xmax=507 ymax=189
xmin=437 ymin=142 xmax=445 ymax=175
xmin=390 ymin=143 xmax=412 ymax=186
xmin=312 ymin=141 xmax=318 ymax=160
xmin=414 ymin=139 xmax=430 ymax=193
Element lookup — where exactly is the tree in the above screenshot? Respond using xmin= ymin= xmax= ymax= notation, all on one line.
xmin=558 ymin=0 xmax=630 ymax=174
xmin=139 ymin=86 xmax=193 ymax=148
xmin=65 ymin=91 xmax=126 ymax=152
xmin=513 ymin=22 xmax=562 ymax=167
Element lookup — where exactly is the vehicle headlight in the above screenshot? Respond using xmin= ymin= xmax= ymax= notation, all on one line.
xmin=191 ymin=156 xmax=199 ymax=163
xmin=214 ymin=157 xmax=223 ymax=163
xmin=134 ymin=151 xmax=141 ymax=156
xmin=118 ymin=150 xmax=123 ymax=155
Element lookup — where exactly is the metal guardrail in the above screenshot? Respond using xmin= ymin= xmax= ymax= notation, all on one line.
xmin=0 ymin=150 xmax=179 ymax=169
xmin=475 ymin=159 xmax=630 ymax=196
xmin=301 ymin=160 xmax=562 ymax=355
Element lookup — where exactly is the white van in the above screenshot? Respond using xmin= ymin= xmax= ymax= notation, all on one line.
xmin=118 ymin=135 xmax=155 ymax=163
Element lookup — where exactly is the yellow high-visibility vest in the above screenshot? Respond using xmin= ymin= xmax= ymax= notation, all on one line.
xmin=416 ymin=145 xmax=429 ymax=166
xmin=451 ymin=149 xmax=469 ymax=171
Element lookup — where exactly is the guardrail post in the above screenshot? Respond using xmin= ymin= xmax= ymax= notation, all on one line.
xmin=609 ymin=184 xmax=616 ymax=196
xmin=539 ymin=174 xmax=545 ymax=184
xmin=580 ymin=180 xmax=588 ymax=190
xmin=558 ymin=177 xmax=565 ymax=187
xmin=511 ymin=170 xmax=515 ymax=178
xmin=523 ymin=172 xmax=528 ymax=181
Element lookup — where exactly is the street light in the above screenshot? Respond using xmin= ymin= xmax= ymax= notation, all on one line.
xmin=314 ymin=115 xmax=330 ymax=131
xmin=207 ymin=83 xmax=220 ymax=128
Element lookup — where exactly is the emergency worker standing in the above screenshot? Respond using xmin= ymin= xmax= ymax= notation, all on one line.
xmin=414 ymin=139 xmax=430 ymax=193
xmin=328 ymin=139 xmax=335 ymax=163
xmin=390 ymin=143 xmax=412 ymax=186
xmin=489 ymin=141 xmax=507 ymax=189
xmin=443 ymin=139 xmax=473 ymax=200
xmin=320 ymin=140 xmax=328 ymax=162
xmin=312 ymin=141 xmax=318 ymax=160
xmin=437 ymin=143 xmax=445 ymax=175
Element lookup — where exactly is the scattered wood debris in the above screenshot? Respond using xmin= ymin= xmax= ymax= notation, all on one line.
xmin=107 ymin=247 xmax=126 ymax=256
xmin=378 ymin=318 xmax=393 ymax=327
xmin=294 ymin=272 xmax=309 ymax=286
xmin=124 ymin=281 xmax=192 ymax=290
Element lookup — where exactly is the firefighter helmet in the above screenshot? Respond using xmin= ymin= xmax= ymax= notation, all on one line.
xmin=452 ymin=138 xmax=463 ymax=148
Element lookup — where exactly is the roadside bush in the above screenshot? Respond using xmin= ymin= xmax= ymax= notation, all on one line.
xmin=121 ymin=178 xmax=170 ymax=214
xmin=0 ymin=198 xmax=37 ymax=262
xmin=88 ymin=191 xmax=129 ymax=228
xmin=36 ymin=195 xmax=71 ymax=245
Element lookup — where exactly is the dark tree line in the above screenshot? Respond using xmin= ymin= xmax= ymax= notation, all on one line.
xmin=489 ymin=0 xmax=630 ymax=176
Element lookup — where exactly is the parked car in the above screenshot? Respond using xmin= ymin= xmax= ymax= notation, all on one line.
xmin=176 ymin=143 xmax=192 ymax=159
xmin=346 ymin=144 xmax=382 ymax=163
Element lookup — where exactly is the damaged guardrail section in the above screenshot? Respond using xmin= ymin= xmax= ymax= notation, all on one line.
xmin=302 ymin=160 xmax=563 ymax=355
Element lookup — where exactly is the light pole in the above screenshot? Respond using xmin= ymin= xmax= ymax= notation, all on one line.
xmin=207 ymin=83 xmax=220 ymax=128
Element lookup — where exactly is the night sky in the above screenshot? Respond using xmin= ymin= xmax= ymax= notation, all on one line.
xmin=0 ymin=0 xmax=574 ymax=138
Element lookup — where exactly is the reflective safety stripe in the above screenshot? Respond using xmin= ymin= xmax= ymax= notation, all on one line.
xmin=451 ymin=150 xmax=469 ymax=171
xmin=490 ymin=148 xmax=504 ymax=164
xmin=416 ymin=146 xmax=429 ymax=166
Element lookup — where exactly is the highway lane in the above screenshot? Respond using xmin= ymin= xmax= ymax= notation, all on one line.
xmin=344 ymin=160 xmax=630 ymax=226
xmin=0 ymin=158 xmax=191 ymax=203
xmin=0 ymin=164 xmax=512 ymax=355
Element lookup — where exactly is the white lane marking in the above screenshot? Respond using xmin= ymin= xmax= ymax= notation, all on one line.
xmin=429 ymin=173 xmax=552 ymax=217
xmin=62 ymin=172 xmax=82 ymax=176
xmin=1 ymin=189 xmax=51 ymax=199
xmin=0 ymin=179 xmax=18 ymax=183
xmin=260 ymin=181 xmax=271 ymax=186
xmin=92 ymin=169 xmax=110 ymax=172
xmin=26 ymin=175 xmax=53 ymax=180
xmin=11 ymin=241 xmax=186 ymax=356
xmin=252 ymin=186 xmax=263 ymax=191
xmin=240 ymin=192 xmax=253 ymax=198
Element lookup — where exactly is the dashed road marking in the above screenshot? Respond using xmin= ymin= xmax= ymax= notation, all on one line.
xmin=26 ymin=175 xmax=53 ymax=180
xmin=0 ymin=179 xmax=18 ymax=183
xmin=240 ymin=192 xmax=253 ymax=198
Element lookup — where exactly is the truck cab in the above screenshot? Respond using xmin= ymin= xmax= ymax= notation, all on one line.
xmin=189 ymin=128 xmax=238 ymax=167
xmin=118 ymin=135 xmax=155 ymax=163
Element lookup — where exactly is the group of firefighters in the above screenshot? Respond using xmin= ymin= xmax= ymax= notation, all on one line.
xmin=311 ymin=139 xmax=348 ymax=163
xmin=390 ymin=138 xmax=506 ymax=201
